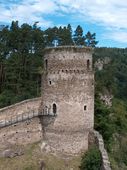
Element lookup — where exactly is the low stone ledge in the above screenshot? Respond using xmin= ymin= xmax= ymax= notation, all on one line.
xmin=89 ymin=130 xmax=111 ymax=170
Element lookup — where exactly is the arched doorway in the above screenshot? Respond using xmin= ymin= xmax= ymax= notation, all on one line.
xmin=53 ymin=103 xmax=57 ymax=115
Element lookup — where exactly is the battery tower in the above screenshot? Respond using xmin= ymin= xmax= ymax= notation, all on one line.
xmin=41 ymin=46 xmax=94 ymax=154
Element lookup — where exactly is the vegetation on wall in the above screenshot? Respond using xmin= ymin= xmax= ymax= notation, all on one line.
xmin=80 ymin=146 xmax=101 ymax=170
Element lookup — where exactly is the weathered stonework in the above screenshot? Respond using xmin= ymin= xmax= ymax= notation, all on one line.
xmin=0 ymin=98 xmax=42 ymax=152
xmin=41 ymin=46 xmax=94 ymax=154
xmin=89 ymin=131 xmax=111 ymax=170
xmin=0 ymin=117 xmax=42 ymax=151
xmin=0 ymin=97 xmax=41 ymax=120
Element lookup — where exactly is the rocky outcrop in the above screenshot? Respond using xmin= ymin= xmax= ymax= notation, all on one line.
xmin=100 ymin=93 xmax=113 ymax=107
xmin=0 ymin=148 xmax=24 ymax=158
xmin=94 ymin=57 xmax=110 ymax=71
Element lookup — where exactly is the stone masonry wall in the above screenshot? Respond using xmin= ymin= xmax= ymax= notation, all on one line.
xmin=89 ymin=130 xmax=111 ymax=170
xmin=0 ymin=117 xmax=42 ymax=151
xmin=0 ymin=97 xmax=41 ymax=120
xmin=41 ymin=46 xmax=94 ymax=154
xmin=0 ymin=98 xmax=42 ymax=151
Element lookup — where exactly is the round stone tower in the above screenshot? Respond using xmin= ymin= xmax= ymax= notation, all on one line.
xmin=41 ymin=46 xmax=94 ymax=154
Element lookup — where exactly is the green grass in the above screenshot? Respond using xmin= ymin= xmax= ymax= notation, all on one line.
xmin=0 ymin=142 xmax=81 ymax=170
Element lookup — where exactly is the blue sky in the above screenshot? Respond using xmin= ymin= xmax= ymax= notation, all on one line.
xmin=0 ymin=0 xmax=127 ymax=48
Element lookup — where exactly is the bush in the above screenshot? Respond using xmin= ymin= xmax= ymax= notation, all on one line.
xmin=80 ymin=146 xmax=101 ymax=170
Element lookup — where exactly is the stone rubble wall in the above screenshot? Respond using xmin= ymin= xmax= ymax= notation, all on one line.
xmin=0 ymin=98 xmax=42 ymax=151
xmin=0 ymin=117 xmax=42 ymax=151
xmin=0 ymin=97 xmax=41 ymax=120
xmin=89 ymin=130 xmax=111 ymax=170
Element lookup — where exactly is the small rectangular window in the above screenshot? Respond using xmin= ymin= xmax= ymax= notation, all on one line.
xmin=87 ymin=60 xmax=90 ymax=70
xmin=49 ymin=80 xmax=51 ymax=85
xmin=84 ymin=105 xmax=87 ymax=111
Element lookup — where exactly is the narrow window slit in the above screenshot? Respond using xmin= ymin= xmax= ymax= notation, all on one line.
xmin=84 ymin=105 xmax=87 ymax=111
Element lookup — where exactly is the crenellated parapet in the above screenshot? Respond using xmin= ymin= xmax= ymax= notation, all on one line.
xmin=44 ymin=46 xmax=94 ymax=53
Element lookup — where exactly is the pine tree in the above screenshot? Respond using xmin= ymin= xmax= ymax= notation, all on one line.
xmin=73 ymin=25 xmax=86 ymax=46
xmin=85 ymin=31 xmax=98 ymax=47
xmin=58 ymin=24 xmax=73 ymax=46
xmin=0 ymin=26 xmax=9 ymax=93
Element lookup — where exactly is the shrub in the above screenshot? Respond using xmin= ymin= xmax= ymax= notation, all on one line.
xmin=80 ymin=146 xmax=101 ymax=170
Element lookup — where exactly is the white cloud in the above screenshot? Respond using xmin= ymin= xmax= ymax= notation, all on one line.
xmin=0 ymin=0 xmax=127 ymax=44
xmin=0 ymin=0 xmax=57 ymax=27
xmin=1 ymin=0 xmax=127 ymax=29
xmin=56 ymin=0 xmax=127 ymax=29
xmin=104 ymin=31 xmax=127 ymax=43
xmin=56 ymin=0 xmax=127 ymax=44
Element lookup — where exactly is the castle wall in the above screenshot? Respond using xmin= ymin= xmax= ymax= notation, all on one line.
xmin=88 ymin=131 xmax=111 ymax=170
xmin=0 ymin=98 xmax=42 ymax=151
xmin=0 ymin=117 xmax=42 ymax=151
xmin=0 ymin=97 xmax=41 ymax=120
xmin=42 ymin=118 xmax=90 ymax=154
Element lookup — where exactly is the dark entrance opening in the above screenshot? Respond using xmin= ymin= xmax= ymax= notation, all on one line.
xmin=53 ymin=103 xmax=57 ymax=115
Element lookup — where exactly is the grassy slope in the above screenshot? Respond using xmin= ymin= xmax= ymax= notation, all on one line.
xmin=0 ymin=141 xmax=81 ymax=170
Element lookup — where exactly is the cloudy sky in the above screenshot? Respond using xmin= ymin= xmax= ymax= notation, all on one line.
xmin=0 ymin=0 xmax=127 ymax=48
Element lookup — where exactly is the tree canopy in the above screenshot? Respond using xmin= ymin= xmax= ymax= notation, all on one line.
xmin=0 ymin=21 xmax=97 ymax=107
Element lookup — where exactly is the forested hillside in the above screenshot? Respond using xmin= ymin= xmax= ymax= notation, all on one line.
xmin=0 ymin=21 xmax=127 ymax=170
xmin=94 ymin=47 xmax=127 ymax=170
xmin=0 ymin=21 xmax=97 ymax=108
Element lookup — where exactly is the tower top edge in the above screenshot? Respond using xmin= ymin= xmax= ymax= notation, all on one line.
xmin=43 ymin=46 xmax=94 ymax=53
